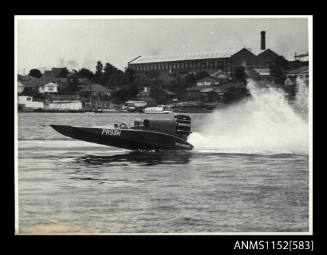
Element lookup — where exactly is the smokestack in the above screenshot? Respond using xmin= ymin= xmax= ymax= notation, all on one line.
xmin=261 ymin=31 xmax=266 ymax=50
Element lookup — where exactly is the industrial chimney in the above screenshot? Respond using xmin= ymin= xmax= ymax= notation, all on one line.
xmin=261 ymin=31 xmax=266 ymax=50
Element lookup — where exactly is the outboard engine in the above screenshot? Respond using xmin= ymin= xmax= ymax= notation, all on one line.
xmin=174 ymin=115 xmax=192 ymax=138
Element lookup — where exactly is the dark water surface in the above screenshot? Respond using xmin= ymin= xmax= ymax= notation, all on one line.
xmin=17 ymin=113 xmax=309 ymax=233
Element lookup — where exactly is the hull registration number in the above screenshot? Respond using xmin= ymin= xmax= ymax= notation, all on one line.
xmin=102 ymin=129 xmax=121 ymax=136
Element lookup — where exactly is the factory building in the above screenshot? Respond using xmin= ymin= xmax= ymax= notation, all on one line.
xmin=128 ymin=31 xmax=280 ymax=81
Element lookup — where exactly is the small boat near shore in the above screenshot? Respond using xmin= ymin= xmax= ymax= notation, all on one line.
xmin=50 ymin=114 xmax=193 ymax=150
xmin=144 ymin=105 xmax=173 ymax=114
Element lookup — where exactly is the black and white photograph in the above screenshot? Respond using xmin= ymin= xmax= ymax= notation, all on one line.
xmin=15 ymin=15 xmax=312 ymax=235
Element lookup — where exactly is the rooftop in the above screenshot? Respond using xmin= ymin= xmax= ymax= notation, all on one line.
xmin=129 ymin=50 xmax=240 ymax=64
xmin=287 ymin=65 xmax=309 ymax=75
xmin=78 ymin=84 xmax=112 ymax=93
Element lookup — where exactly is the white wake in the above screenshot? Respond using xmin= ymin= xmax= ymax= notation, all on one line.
xmin=189 ymin=79 xmax=309 ymax=154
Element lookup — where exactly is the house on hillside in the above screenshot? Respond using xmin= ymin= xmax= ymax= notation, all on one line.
xmin=18 ymin=74 xmax=55 ymax=95
xmin=77 ymin=83 xmax=112 ymax=97
xmin=43 ymin=67 xmax=91 ymax=92
xmin=17 ymin=81 xmax=24 ymax=94
xmin=38 ymin=82 xmax=59 ymax=94
xmin=43 ymin=67 xmax=71 ymax=92
xmin=137 ymin=86 xmax=177 ymax=104
xmin=77 ymin=83 xmax=112 ymax=109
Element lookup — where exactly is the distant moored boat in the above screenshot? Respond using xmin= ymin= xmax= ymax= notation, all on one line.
xmin=144 ymin=105 xmax=173 ymax=114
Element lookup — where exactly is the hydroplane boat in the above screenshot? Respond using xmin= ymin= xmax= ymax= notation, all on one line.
xmin=50 ymin=115 xmax=193 ymax=150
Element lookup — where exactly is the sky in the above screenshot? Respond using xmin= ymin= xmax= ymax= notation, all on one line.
xmin=16 ymin=16 xmax=310 ymax=74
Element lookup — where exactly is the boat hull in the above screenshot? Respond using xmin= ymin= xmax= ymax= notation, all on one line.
xmin=50 ymin=125 xmax=193 ymax=150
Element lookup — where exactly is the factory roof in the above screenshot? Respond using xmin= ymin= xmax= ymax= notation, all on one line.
xmin=129 ymin=50 xmax=240 ymax=64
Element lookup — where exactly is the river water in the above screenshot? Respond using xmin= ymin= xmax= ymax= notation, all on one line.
xmin=16 ymin=81 xmax=310 ymax=234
